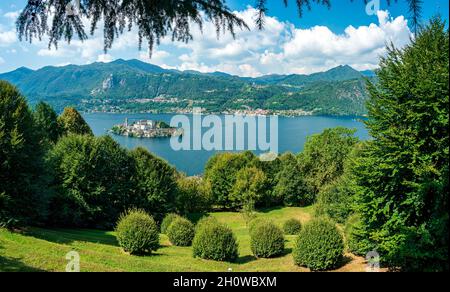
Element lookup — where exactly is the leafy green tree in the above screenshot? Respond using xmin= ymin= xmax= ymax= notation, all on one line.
xmin=16 ymin=0 xmax=422 ymax=56
xmin=231 ymin=166 xmax=267 ymax=211
xmin=273 ymin=153 xmax=311 ymax=206
xmin=58 ymin=107 xmax=93 ymax=136
xmin=353 ymin=19 xmax=449 ymax=271
xmin=48 ymin=134 xmax=135 ymax=228
xmin=33 ymin=101 xmax=61 ymax=144
xmin=0 ymin=81 xmax=49 ymax=225
xmin=250 ymin=155 xmax=283 ymax=207
xmin=204 ymin=151 xmax=256 ymax=209
xmin=314 ymin=144 xmax=362 ymax=223
xmin=130 ymin=147 xmax=178 ymax=219
xmin=175 ymin=175 xmax=212 ymax=215
xmin=298 ymin=127 xmax=359 ymax=199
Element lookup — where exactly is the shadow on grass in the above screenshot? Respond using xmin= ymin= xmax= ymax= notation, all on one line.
xmin=338 ymin=255 xmax=353 ymax=268
xmin=257 ymin=206 xmax=285 ymax=213
xmin=0 ymin=245 xmax=45 ymax=272
xmin=186 ymin=212 xmax=209 ymax=224
xmin=0 ymin=255 xmax=46 ymax=272
xmin=235 ymin=255 xmax=257 ymax=264
xmin=23 ymin=227 xmax=118 ymax=247
xmin=281 ymin=247 xmax=293 ymax=257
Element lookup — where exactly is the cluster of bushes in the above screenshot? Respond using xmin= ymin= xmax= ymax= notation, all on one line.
xmin=204 ymin=127 xmax=359 ymax=212
xmin=116 ymin=210 xmax=346 ymax=272
xmin=306 ymin=20 xmax=450 ymax=271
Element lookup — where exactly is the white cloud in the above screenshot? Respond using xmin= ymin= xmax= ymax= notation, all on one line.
xmin=97 ymin=53 xmax=113 ymax=63
xmin=23 ymin=7 xmax=412 ymax=76
xmin=0 ymin=28 xmax=16 ymax=47
xmin=160 ymin=8 xmax=412 ymax=76
xmin=4 ymin=10 xmax=19 ymax=21
xmin=0 ymin=56 xmax=4 ymax=65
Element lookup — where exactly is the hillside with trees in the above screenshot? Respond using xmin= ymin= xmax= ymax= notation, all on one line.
xmin=0 ymin=62 xmax=371 ymax=116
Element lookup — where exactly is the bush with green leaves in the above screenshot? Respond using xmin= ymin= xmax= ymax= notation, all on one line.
xmin=204 ymin=151 xmax=256 ymax=209
xmin=115 ymin=209 xmax=159 ymax=255
xmin=0 ymin=81 xmax=49 ymax=226
xmin=48 ymin=134 xmax=135 ymax=228
xmin=160 ymin=213 xmax=181 ymax=234
xmin=58 ymin=107 xmax=93 ymax=136
xmin=195 ymin=216 xmax=219 ymax=232
xmin=250 ymin=221 xmax=285 ymax=258
xmin=193 ymin=221 xmax=238 ymax=262
xmin=273 ymin=153 xmax=311 ymax=206
xmin=283 ymin=219 xmax=302 ymax=235
xmin=344 ymin=214 xmax=374 ymax=256
xmin=167 ymin=217 xmax=195 ymax=246
xmin=175 ymin=176 xmax=212 ymax=215
xmin=130 ymin=147 xmax=178 ymax=221
xmin=248 ymin=217 xmax=271 ymax=235
xmin=353 ymin=19 xmax=449 ymax=271
xmin=293 ymin=218 xmax=344 ymax=271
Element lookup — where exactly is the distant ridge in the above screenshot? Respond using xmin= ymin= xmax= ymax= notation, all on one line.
xmin=0 ymin=59 xmax=371 ymax=116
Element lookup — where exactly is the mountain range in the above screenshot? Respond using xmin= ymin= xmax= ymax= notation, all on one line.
xmin=0 ymin=59 xmax=375 ymax=116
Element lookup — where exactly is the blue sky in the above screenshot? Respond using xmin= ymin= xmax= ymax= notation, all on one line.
xmin=0 ymin=0 xmax=448 ymax=76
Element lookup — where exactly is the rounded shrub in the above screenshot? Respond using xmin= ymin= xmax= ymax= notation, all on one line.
xmin=248 ymin=217 xmax=271 ymax=235
xmin=195 ymin=216 xmax=218 ymax=232
xmin=283 ymin=218 xmax=302 ymax=235
xmin=192 ymin=222 xmax=238 ymax=262
xmin=250 ymin=222 xmax=285 ymax=258
xmin=293 ymin=218 xmax=344 ymax=271
xmin=161 ymin=213 xmax=181 ymax=234
xmin=167 ymin=217 xmax=195 ymax=246
xmin=115 ymin=209 xmax=159 ymax=255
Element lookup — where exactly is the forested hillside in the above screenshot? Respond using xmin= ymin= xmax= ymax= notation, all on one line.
xmin=0 ymin=60 xmax=372 ymax=116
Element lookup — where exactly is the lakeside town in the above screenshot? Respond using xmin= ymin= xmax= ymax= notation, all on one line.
xmin=110 ymin=118 xmax=184 ymax=138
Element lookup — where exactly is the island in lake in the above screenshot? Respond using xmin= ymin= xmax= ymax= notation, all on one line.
xmin=111 ymin=118 xmax=183 ymax=138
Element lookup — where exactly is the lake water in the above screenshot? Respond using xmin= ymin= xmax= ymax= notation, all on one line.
xmin=83 ymin=113 xmax=369 ymax=176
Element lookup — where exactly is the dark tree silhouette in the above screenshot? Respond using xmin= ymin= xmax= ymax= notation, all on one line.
xmin=16 ymin=0 xmax=422 ymax=56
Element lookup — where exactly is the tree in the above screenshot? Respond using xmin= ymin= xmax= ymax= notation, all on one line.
xmin=16 ymin=1 xmax=422 ymax=56
xmin=175 ymin=175 xmax=212 ymax=215
xmin=353 ymin=18 xmax=449 ymax=271
xmin=0 ymin=81 xmax=49 ymax=225
xmin=314 ymin=143 xmax=362 ymax=223
xmin=230 ymin=166 xmax=267 ymax=211
xmin=48 ymin=134 xmax=135 ymax=228
xmin=130 ymin=147 xmax=178 ymax=219
xmin=33 ymin=101 xmax=62 ymax=144
xmin=58 ymin=107 xmax=93 ymax=136
xmin=298 ymin=127 xmax=359 ymax=199
xmin=204 ymin=151 xmax=255 ymax=209
xmin=273 ymin=152 xmax=311 ymax=206
xmin=250 ymin=154 xmax=283 ymax=207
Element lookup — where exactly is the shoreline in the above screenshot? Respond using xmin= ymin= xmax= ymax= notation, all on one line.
xmin=82 ymin=110 xmax=368 ymax=119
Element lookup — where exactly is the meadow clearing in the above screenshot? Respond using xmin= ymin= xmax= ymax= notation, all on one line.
xmin=0 ymin=207 xmax=371 ymax=272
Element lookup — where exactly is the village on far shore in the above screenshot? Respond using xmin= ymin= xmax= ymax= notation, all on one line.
xmin=110 ymin=118 xmax=183 ymax=138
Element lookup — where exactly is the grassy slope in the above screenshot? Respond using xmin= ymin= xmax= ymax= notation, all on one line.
xmin=0 ymin=207 xmax=367 ymax=272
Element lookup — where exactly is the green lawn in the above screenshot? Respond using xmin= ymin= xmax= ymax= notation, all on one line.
xmin=0 ymin=207 xmax=367 ymax=272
